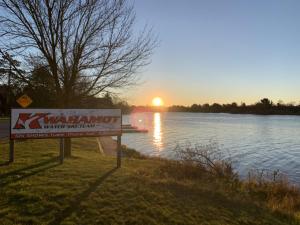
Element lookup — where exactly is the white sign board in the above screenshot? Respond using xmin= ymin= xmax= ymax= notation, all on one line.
xmin=11 ymin=109 xmax=121 ymax=139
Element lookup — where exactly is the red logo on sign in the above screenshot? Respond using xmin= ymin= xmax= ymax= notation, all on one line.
xmin=14 ymin=113 xmax=49 ymax=129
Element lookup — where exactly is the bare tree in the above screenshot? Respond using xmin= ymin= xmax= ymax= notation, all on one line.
xmin=0 ymin=0 xmax=156 ymax=156
xmin=0 ymin=0 xmax=155 ymax=106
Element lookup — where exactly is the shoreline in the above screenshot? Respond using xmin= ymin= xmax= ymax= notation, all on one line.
xmin=125 ymin=111 xmax=300 ymax=116
xmin=100 ymin=136 xmax=298 ymax=185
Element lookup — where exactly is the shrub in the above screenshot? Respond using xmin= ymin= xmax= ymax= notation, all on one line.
xmin=245 ymin=169 xmax=300 ymax=215
xmin=174 ymin=142 xmax=237 ymax=179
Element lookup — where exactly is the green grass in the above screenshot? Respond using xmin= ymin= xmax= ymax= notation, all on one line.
xmin=0 ymin=138 xmax=300 ymax=224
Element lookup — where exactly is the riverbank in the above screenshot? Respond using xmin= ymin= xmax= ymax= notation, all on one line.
xmin=0 ymin=138 xmax=300 ymax=224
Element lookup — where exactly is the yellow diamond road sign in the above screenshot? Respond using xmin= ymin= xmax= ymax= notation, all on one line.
xmin=17 ymin=94 xmax=33 ymax=108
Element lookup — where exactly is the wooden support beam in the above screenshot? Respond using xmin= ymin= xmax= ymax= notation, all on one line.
xmin=117 ymin=135 xmax=122 ymax=168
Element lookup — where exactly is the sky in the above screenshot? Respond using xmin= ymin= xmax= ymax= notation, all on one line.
xmin=122 ymin=0 xmax=300 ymax=106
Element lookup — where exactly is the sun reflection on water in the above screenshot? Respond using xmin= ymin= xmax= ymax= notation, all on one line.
xmin=153 ymin=112 xmax=162 ymax=150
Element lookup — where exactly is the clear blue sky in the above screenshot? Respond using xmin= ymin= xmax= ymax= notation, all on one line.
xmin=124 ymin=0 xmax=300 ymax=106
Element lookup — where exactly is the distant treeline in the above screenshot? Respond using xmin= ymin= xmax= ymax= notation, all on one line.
xmin=168 ymin=98 xmax=300 ymax=115
xmin=2 ymin=90 xmax=300 ymax=116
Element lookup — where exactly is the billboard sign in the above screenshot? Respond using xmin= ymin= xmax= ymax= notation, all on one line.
xmin=11 ymin=109 xmax=121 ymax=139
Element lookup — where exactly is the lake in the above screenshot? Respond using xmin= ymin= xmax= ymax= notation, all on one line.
xmin=122 ymin=112 xmax=300 ymax=183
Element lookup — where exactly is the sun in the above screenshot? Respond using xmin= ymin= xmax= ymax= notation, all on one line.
xmin=152 ymin=97 xmax=164 ymax=106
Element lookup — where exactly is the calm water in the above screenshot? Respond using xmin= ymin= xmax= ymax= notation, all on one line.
xmin=122 ymin=112 xmax=300 ymax=183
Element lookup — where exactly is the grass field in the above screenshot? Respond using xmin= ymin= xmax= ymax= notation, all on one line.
xmin=0 ymin=138 xmax=300 ymax=225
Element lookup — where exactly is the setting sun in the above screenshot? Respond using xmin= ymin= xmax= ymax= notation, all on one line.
xmin=152 ymin=97 xmax=164 ymax=106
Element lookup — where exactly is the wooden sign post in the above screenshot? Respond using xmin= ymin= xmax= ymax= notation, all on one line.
xmin=9 ymin=138 xmax=14 ymax=163
xmin=117 ymin=135 xmax=122 ymax=168
xmin=9 ymin=94 xmax=33 ymax=163
xmin=9 ymin=111 xmax=14 ymax=163
xmin=60 ymin=138 xmax=64 ymax=164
